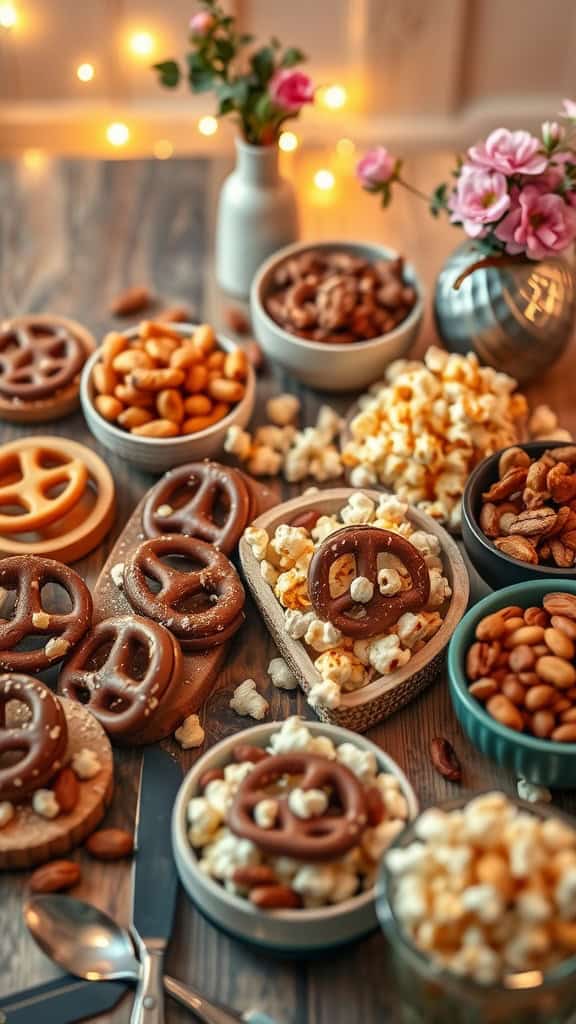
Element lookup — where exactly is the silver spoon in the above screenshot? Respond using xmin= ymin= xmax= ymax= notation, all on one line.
xmin=24 ymin=894 xmax=277 ymax=1024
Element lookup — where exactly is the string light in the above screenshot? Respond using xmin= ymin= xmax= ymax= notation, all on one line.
xmin=279 ymin=130 xmax=299 ymax=153
xmin=313 ymin=168 xmax=335 ymax=191
xmin=0 ymin=2 xmax=17 ymax=28
xmin=129 ymin=30 xmax=155 ymax=57
xmin=319 ymin=84 xmax=347 ymax=110
xmin=154 ymin=139 xmax=173 ymax=160
xmin=76 ymin=63 xmax=95 ymax=83
xmin=336 ymin=137 xmax=355 ymax=157
xmin=106 ymin=122 xmax=130 ymax=147
xmin=22 ymin=149 xmax=47 ymax=172
xmin=198 ymin=115 xmax=218 ymax=137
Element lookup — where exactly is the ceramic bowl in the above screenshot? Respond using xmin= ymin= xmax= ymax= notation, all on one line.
xmin=80 ymin=324 xmax=255 ymax=474
xmin=250 ymin=240 xmax=424 ymax=392
xmin=172 ymin=720 xmax=418 ymax=954
xmin=448 ymin=579 xmax=576 ymax=787
xmin=239 ymin=488 xmax=469 ymax=732
xmin=462 ymin=441 xmax=576 ymax=589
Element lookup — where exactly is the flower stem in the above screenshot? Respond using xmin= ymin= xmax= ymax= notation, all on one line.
xmin=396 ymin=177 xmax=431 ymax=204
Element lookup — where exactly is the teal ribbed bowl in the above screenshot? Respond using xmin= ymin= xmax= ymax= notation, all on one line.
xmin=448 ymin=580 xmax=576 ymax=788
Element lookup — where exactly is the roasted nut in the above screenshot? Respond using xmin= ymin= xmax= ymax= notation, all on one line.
xmin=486 ymin=694 xmax=524 ymax=731
xmin=186 ymin=364 xmax=209 ymax=392
xmin=466 ymin=642 xmax=501 ymax=680
xmin=139 ymin=320 xmax=183 ymax=342
xmin=94 ymin=395 xmax=123 ymax=422
xmin=157 ymin=305 xmax=192 ymax=323
xmin=110 ymin=285 xmax=151 ymax=316
xmin=208 ymin=378 xmax=245 ymax=403
xmin=85 ymin=828 xmax=134 ymax=861
xmin=475 ymin=611 xmax=508 ymax=642
xmin=113 ymin=349 xmax=153 ymax=374
xmin=117 ymin=406 xmax=153 ymax=429
xmin=182 ymin=403 xmax=229 ymax=433
xmin=184 ymin=394 xmax=212 ymax=416
xmin=232 ymin=866 xmax=278 ymax=887
xmin=483 ymin=468 xmax=528 ymax=502
xmin=550 ymin=538 xmax=575 ymax=567
xmin=193 ymin=324 xmax=216 ymax=355
xmin=430 ymin=737 xmax=462 ymax=782
xmin=531 ymin=710 xmax=556 ymax=738
xmin=198 ymin=767 xmax=224 ymax=789
xmin=93 ymin=361 xmax=117 ymax=395
xmin=505 ymin=508 xmax=557 ymax=536
xmin=551 ymin=614 xmax=576 ymax=639
xmin=101 ymin=331 xmax=127 ymax=365
xmin=494 ymin=535 xmax=539 ymax=563
xmin=544 ymin=593 xmax=576 ymax=619
xmin=131 ymin=418 xmax=180 ymax=438
xmin=115 ymin=384 xmax=155 ymax=408
xmin=129 ymin=368 xmax=185 ymax=392
xmin=250 ymin=885 xmax=302 ymax=909
xmin=536 ymin=656 xmax=576 ymax=689
xmin=544 ymin=627 xmax=575 ymax=660
xmin=224 ymin=307 xmax=250 ymax=335
xmin=469 ymin=677 xmax=499 ymax=701
xmin=524 ymin=685 xmax=557 ymax=711
xmin=53 ymin=767 xmax=79 ymax=814
xmin=29 ymin=860 xmax=81 ymax=894
xmin=232 ymin=744 xmax=268 ymax=764
xmin=524 ymin=607 xmax=549 ymax=628
xmin=498 ymin=446 xmax=531 ymax=479
xmin=224 ymin=349 xmax=248 ymax=381
xmin=365 ymin=787 xmax=386 ymax=825
xmin=156 ymin=388 xmax=185 ymax=423
xmin=145 ymin=337 xmax=180 ymax=364
xmin=171 ymin=345 xmax=201 ymax=371
xmin=505 ymin=625 xmax=545 ymax=648
xmin=508 ymin=645 xmax=535 ymax=672
xmin=501 ymin=677 xmax=526 ymax=705
xmin=551 ymin=724 xmax=576 ymax=743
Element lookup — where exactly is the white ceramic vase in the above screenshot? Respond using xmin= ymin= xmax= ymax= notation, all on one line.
xmin=215 ymin=138 xmax=299 ymax=298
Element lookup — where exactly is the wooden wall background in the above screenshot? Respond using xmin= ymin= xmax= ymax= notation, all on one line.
xmin=0 ymin=0 xmax=576 ymax=155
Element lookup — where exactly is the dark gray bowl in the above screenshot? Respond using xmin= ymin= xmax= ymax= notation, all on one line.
xmin=462 ymin=440 xmax=576 ymax=589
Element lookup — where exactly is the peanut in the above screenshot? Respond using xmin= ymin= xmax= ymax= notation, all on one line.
xmin=170 ymin=345 xmax=201 ymax=370
xmin=524 ymin=607 xmax=549 ymax=628
xmin=115 ymin=384 xmax=155 ymax=408
xmin=475 ymin=611 xmax=508 ymax=642
xmin=186 ymin=364 xmax=209 ymax=393
xmin=551 ymin=723 xmax=576 ymax=743
xmin=551 ymin=614 xmax=576 ymax=639
xmin=156 ymin=388 xmax=185 ymax=423
xmin=29 ymin=860 xmax=81 ymax=894
xmin=101 ymin=331 xmax=127 ymax=365
xmin=543 ymin=593 xmax=576 ymax=619
xmin=129 ymin=368 xmax=185 ymax=392
xmin=224 ymin=349 xmax=248 ymax=381
xmin=508 ymin=645 xmax=535 ymax=672
xmin=145 ymin=338 xmax=180 ymax=364
xmin=112 ymin=349 xmax=153 ymax=374
xmin=531 ymin=710 xmax=556 ymax=738
xmin=131 ymin=418 xmax=180 ymax=438
xmin=524 ymin=685 xmax=557 ymax=711
xmin=139 ymin=320 xmax=183 ymax=342
xmin=184 ymin=394 xmax=212 ymax=416
xmin=536 ymin=655 xmax=576 ymax=689
xmin=193 ymin=323 xmax=216 ymax=355
xmin=486 ymin=694 xmax=524 ymax=731
xmin=182 ymin=404 xmax=230 ymax=434
xmin=554 ymin=697 xmax=572 ymax=713
xmin=207 ymin=350 xmax=226 ymax=371
xmin=469 ymin=677 xmax=499 ymax=701
xmin=208 ymin=378 xmax=245 ymax=403
xmin=501 ymin=677 xmax=526 ymax=705
xmin=93 ymin=361 xmax=117 ymax=395
xmin=503 ymin=617 xmax=527 ymax=634
xmin=561 ymin=707 xmax=576 ymax=723
xmin=545 ymin=627 xmax=575 ymax=660
xmin=94 ymin=394 xmax=123 ymax=421
xmin=505 ymin=625 xmax=545 ymax=648
xmin=117 ymin=406 xmax=153 ymax=429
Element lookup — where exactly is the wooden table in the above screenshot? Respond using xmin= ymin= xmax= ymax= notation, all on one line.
xmin=1 ymin=153 xmax=576 ymax=1024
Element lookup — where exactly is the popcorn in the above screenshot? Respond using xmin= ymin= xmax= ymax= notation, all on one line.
xmin=224 ymin=424 xmax=252 ymax=461
xmin=314 ymin=649 xmax=368 ymax=691
xmin=267 ymin=716 xmax=314 ymax=754
xmin=243 ymin=526 xmax=269 ymax=561
xmin=247 ymin=445 xmax=283 ymax=477
xmin=427 ymin=567 xmax=452 ymax=609
xmin=44 ymin=636 xmax=69 ymax=661
xmin=368 ymin=634 xmax=411 ymax=675
xmin=349 ymin=465 xmax=377 ymax=488
xmin=254 ymin=799 xmax=279 ymax=829
xmin=269 ymin=524 xmax=313 ymax=568
xmin=304 ymin=618 xmax=343 ymax=653
xmin=517 ymin=778 xmax=552 ymax=805
xmin=288 ymin=787 xmax=328 ymax=819
xmin=275 ymin=568 xmax=310 ymax=610
xmin=336 ymin=742 xmax=377 ymax=784
xmin=71 ymin=748 xmax=101 ymax=780
xmin=311 ymin=515 xmax=341 ymax=542
xmin=175 ymin=713 xmax=205 ymax=749
xmin=0 ymin=802 xmax=14 ymax=829
xmin=254 ymin=424 xmax=296 ymax=451
xmin=307 ymin=679 xmax=341 ymax=710
xmin=202 ymin=832 xmax=260 ymax=881
xmin=187 ymin=797 xmax=222 ymax=847
xmin=229 ymin=679 xmax=269 ymax=720
xmin=32 ymin=789 xmax=60 ymax=820
xmin=341 ymin=492 xmax=375 ymax=525
xmin=110 ymin=563 xmax=124 ymax=589
xmin=260 ymin=560 xmax=278 ymax=586
xmin=377 ymin=567 xmax=402 ymax=595
xmin=268 ymin=657 xmax=298 ymax=690
xmin=283 ymin=608 xmax=315 ymax=640
xmin=350 ymin=576 xmax=374 ymax=604
xmin=266 ymin=393 xmax=300 ymax=426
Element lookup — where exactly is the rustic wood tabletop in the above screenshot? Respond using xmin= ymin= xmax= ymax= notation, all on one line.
xmin=1 ymin=152 xmax=576 ymax=1023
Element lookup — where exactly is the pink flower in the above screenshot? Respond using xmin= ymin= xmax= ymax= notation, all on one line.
xmin=495 ymin=185 xmax=576 ymax=259
xmin=189 ymin=10 xmax=215 ymax=36
xmin=268 ymin=69 xmax=314 ymax=112
xmin=468 ymin=128 xmax=548 ymax=176
xmin=356 ymin=147 xmax=396 ymax=188
xmin=448 ymin=167 xmax=510 ymax=238
xmin=561 ymin=99 xmax=576 ymax=119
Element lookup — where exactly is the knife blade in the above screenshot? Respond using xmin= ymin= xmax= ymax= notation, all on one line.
xmin=0 ymin=975 xmax=126 ymax=1024
xmin=130 ymin=746 xmax=182 ymax=1024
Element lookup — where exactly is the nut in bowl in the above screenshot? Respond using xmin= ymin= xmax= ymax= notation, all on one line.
xmin=239 ymin=488 xmax=468 ymax=731
xmin=81 ymin=321 xmax=255 ymax=472
xmin=250 ymin=241 xmax=423 ymax=392
xmin=463 ymin=442 xmax=576 ymax=588
xmin=448 ymin=580 xmax=576 ymax=787
xmin=171 ymin=718 xmax=418 ymax=953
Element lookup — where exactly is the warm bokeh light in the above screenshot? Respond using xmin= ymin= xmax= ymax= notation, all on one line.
xmin=279 ymin=131 xmax=299 ymax=153
xmin=22 ymin=149 xmax=47 ymax=171
xmin=336 ymin=137 xmax=356 ymax=157
xmin=198 ymin=115 xmax=218 ymax=137
xmin=106 ymin=122 xmax=130 ymax=147
xmin=0 ymin=2 xmax=17 ymax=28
xmin=129 ymin=31 xmax=155 ymax=57
xmin=154 ymin=139 xmax=173 ymax=160
xmin=319 ymin=84 xmax=347 ymax=110
xmin=76 ymin=63 xmax=95 ymax=83
xmin=314 ymin=168 xmax=335 ymax=191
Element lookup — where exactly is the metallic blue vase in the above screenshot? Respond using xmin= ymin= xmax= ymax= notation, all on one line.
xmin=434 ymin=241 xmax=576 ymax=384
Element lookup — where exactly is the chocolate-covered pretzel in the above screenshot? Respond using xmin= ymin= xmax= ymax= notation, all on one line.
xmin=308 ymin=525 xmax=430 ymax=639
xmin=0 ymin=674 xmax=68 ymax=800
xmin=0 ymin=556 xmax=92 ymax=672
xmin=228 ymin=753 xmax=368 ymax=861
xmin=59 ymin=615 xmax=182 ymax=739
xmin=0 ymin=322 xmax=85 ymax=400
xmin=141 ymin=461 xmax=251 ymax=553
xmin=123 ymin=535 xmax=245 ymax=650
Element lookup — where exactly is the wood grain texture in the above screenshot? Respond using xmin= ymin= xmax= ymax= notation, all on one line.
xmin=0 ymin=153 xmax=575 ymax=1024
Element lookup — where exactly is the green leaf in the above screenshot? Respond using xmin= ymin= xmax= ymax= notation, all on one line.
xmin=152 ymin=60 xmax=181 ymax=88
xmin=216 ymin=78 xmax=250 ymax=111
xmin=214 ymin=36 xmax=235 ymax=64
xmin=281 ymin=47 xmax=306 ymax=67
xmin=250 ymin=46 xmax=275 ymax=85
xmin=430 ymin=182 xmax=449 ymax=218
xmin=186 ymin=51 xmax=215 ymax=92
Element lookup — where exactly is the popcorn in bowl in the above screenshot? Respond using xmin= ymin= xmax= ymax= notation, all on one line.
xmin=341 ymin=347 xmax=571 ymax=531
xmin=243 ymin=491 xmax=450 ymax=712
xmin=186 ymin=716 xmax=411 ymax=910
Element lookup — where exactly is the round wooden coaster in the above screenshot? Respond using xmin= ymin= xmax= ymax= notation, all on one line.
xmin=0 ymin=315 xmax=96 ymax=423
xmin=0 ymin=436 xmax=116 ymax=563
xmin=0 ymin=698 xmax=114 ymax=870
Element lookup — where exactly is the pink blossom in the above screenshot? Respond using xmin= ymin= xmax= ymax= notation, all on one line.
xmin=189 ymin=10 xmax=215 ymax=36
xmin=542 ymin=120 xmax=564 ymax=148
xmin=448 ymin=167 xmax=510 ymax=238
xmin=268 ymin=69 xmax=314 ymax=112
xmin=356 ymin=147 xmax=396 ymax=188
xmin=561 ymin=99 xmax=576 ymax=119
xmin=468 ymin=128 xmax=547 ymax=176
xmin=495 ymin=185 xmax=576 ymax=259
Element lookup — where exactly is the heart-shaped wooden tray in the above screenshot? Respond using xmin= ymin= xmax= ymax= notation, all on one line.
xmin=239 ymin=487 xmax=469 ymax=732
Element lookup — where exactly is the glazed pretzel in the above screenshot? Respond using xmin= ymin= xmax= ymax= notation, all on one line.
xmin=59 ymin=616 xmax=182 ymax=739
xmin=228 ymin=753 xmax=368 ymax=861
xmin=0 ymin=674 xmax=68 ymax=800
xmin=0 ymin=556 xmax=92 ymax=672
xmin=0 ymin=322 xmax=85 ymax=400
xmin=123 ymin=534 xmax=245 ymax=650
xmin=0 ymin=443 xmax=88 ymax=535
xmin=142 ymin=462 xmax=251 ymax=553
xmin=308 ymin=525 xmax=430 ymax=639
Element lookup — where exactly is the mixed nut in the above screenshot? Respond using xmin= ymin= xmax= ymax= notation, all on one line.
xmin=465 ymin=593 xmax=576 ymax=741
xmin=479 ymin=445 xmax=576 ymax=567
xmin=264 ymin=249 xmax=417 ymax=344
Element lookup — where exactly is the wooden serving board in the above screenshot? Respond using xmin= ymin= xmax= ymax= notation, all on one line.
xmin=239 ymin=487 xmax=470 ymax=733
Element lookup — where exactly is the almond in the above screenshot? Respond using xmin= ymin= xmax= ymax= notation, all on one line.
xmin=30 ymin=859 xmax=81 ymax=893
xmin=53 ymin=767 xmax=79 ymax=815
xmin=85 ymin=828 xmax=134 ymax=861
xmin=250 ymin=884 xmax=302 ymax=909
xmin=110 ymin=285 xmax=152 ymax=317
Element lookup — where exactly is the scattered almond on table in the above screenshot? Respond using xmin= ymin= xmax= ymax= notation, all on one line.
xmin=110 ymin=285 xmax=153 ymax=317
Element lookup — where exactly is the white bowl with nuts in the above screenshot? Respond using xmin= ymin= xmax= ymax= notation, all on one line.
xmin=172 ymin=717 xmax=418 ymax=952
xmin=250 ymin=241 xmax=423 ymax=392
xmin=80 ymin=321 xmax=255 ymax=472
